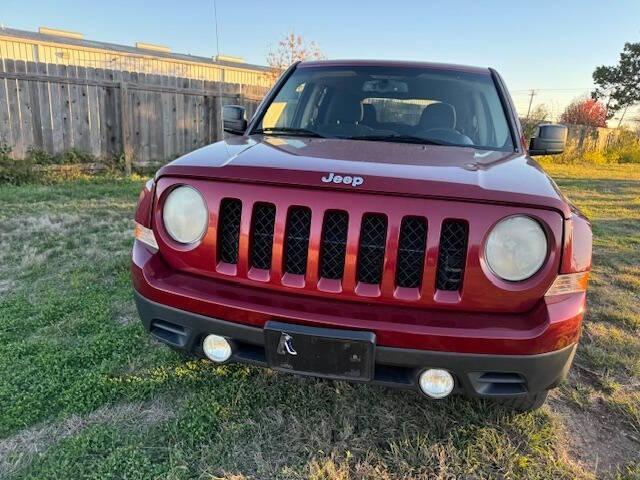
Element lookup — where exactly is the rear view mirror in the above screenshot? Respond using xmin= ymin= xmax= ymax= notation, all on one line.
xmin=223 ymin=105 xmax=247 ymax=134
xmin=362 ymin=79 xmax=408 ymax=94
xmin=529 ymin=124 xmax=568 ymax=156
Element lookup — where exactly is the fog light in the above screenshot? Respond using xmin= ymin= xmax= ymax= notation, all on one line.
xmin=418 ymin=369 xmax=455 ymax=398
xmin=202 ymin=334 xmax=232 ymax=363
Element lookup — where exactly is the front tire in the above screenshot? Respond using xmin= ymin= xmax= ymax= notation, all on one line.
xmin=496 ymin=391 xmax=549 ymax=412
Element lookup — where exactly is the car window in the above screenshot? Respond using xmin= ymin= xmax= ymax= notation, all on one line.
xmin=255 ymin=65 xmax=514 ymax=151
xmin=262 ymin=82 xmax=306 ymax=129
xmin=362 ymin=98 xmax=438 ymax=126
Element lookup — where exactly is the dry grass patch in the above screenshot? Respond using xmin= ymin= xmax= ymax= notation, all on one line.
xmin=0 ymin=399 xmax=175 ymax=478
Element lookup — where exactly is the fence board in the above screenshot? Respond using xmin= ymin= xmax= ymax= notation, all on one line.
xmin=0 ymin=60 xmax=13 ymax=149
xmin=26 ymin=62 xmax=43 ymax=151
xmin=47 ymin=63 xmax=64 ymax=155
xmin=35 ymin=62 xmax=54 ymax=154
xmin=160 ymin=75 xmax=173 ymax=160
xmin=5 ymin=60 xmax=25 ymax=158
xmin=16 ymin=61 xmax=35 ymax=156
xmin=58 ymin=64 xmax=73 ymax=153
xmin=0 ymin=61 xmax=266 ymax=166
xmin=104 ymin=67 xmax=120 ymax=157
xmin=86 ymin=67 xmax=102 ymax=157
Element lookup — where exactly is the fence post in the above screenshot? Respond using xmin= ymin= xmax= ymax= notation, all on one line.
xmin=119 ymin=82 xmax=133 ymax=175
xmin=212 ymin=95 xmax=223 ymax=142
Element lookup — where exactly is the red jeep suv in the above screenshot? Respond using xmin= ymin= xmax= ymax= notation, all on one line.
xmin=132 ymin=60 xmax=592 ymax=411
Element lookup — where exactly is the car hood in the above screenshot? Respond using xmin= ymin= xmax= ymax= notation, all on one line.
xmin=157 ymin=135 xmax=571 ymax=217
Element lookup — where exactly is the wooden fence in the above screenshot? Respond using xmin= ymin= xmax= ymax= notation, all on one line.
xmin=565 ymin=124 xmax=635 ymax=151
xmin=0 ymin=59 xmax=268 ymax=172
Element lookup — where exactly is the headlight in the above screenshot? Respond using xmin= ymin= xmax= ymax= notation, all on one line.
xmin=163 ymin=186 xmax=208 ymax=244
xmin=484 ymin=215 xmax=547 ymax=281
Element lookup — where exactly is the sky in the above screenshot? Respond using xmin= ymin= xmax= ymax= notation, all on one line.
xmin=1 ymin=0 xmax=639 ymax=122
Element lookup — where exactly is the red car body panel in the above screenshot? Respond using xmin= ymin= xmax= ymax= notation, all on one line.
xmin=158 ymin=137 xmax=573 ymax=218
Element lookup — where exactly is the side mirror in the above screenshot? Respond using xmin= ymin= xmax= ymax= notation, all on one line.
xmin=223 ymin=105 xmax=247 ymax=134
xmin=529 ymin=124 xmax=568 ymax=156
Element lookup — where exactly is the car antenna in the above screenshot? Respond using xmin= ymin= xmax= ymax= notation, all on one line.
xmin=212 ymin=0 xmax=230 ymax=154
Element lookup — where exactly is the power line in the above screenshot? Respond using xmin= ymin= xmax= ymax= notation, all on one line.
xmin=511 ymin=87 xmax=593 ymax=93
xmin=212 ymin=0 xmax=221 ymax=60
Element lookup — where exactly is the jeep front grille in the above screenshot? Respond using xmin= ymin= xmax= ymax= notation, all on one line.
xmin=215 ymin=198 xmax=469 ymax=296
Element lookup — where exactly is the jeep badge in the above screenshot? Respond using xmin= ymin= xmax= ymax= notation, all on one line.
xmin=321 ymin=172 xmax=364 ymax=187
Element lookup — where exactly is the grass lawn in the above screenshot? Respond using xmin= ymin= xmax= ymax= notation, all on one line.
xmin=0 ymin=163 xmax=638 ymax=479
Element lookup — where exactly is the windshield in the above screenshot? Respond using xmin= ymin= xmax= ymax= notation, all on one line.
xmin=254 ymin=65 xmax=514 ymax=151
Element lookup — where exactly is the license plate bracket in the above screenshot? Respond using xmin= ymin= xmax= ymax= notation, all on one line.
xmin=264 ymin=321 xmax=376 ymax=381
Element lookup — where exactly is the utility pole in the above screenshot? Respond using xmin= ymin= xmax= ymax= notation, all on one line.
xmin=616 ymin=105 xmax=629 ymax=129
xmin=526 ymin=90 xmax=537 ymax=119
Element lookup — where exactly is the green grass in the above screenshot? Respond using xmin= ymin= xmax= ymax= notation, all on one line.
xmin=0 ymin=165 xmax=638 ymax=479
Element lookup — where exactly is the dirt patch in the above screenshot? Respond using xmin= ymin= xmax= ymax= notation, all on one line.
xmin=0 ymin=399 xmax=174 ymax=478
xmin=550 ymin=393 xmax=640 ymax=476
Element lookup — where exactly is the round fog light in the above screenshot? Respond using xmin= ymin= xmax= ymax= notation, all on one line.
xmin=202 ymin=334 xmax=232 ymax=363
xmin=418 ymin=369 xmax=454 ymax=399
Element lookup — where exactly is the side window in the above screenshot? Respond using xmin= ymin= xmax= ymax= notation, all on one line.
xmin=481 ymin=88 xmax=510 ymax=148
xmin=262 ymin=81 xmax=306 ymax=128
xmin=300 ymin=85 xmax=329 ymax=129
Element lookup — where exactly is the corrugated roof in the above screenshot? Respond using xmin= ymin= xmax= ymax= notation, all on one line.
xmin=0 ymin=26 xmax=271 ymax=72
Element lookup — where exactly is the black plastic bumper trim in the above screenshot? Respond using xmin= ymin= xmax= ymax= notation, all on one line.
xmin=134 ymin=290 xmax=576 ymax=398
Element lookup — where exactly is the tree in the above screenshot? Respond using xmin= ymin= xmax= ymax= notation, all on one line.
xmin=521 ymin=104 xmax=550 ymax=140
xmin=266 ymin=32 xmax=325 ymax=80
xmin=592 ymin=42 xmax=640 ymax=122
xmin=560 ymin=98 xmax=607 ymax=127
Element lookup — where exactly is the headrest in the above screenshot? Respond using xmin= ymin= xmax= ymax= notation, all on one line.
xmin=329 ymin=95 xmax=363 ymax=124
xmin=362 ymin=103 xmax=377 ymax=123
xmin=419 ymin=102 xmax=456 ymax=130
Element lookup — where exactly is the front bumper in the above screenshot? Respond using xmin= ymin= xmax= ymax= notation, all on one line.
xmin=132 ymin=241 xmax=585 ymax=356
xmin=134 ymin=290 xmax=577 ymax=398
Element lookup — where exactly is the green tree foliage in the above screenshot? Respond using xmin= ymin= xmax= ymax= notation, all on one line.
xmin=521 ymin=104 xmax=550 ymax=140
xmin=592 ymin=42 xmax=640 ymax=118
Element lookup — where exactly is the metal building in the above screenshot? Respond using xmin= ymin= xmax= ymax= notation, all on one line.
xmin=0 ymin=26 xmax=273 ymax=87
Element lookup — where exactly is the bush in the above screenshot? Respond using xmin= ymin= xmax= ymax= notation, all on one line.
xmin=538 ymin=129 xmax=640 ymax=165
xmin=0 ymin=145 xmax=129 ymax=185
xmin=25 ymin=147 xmax=97 ymax=165
xmin=0 ymin=146 xmax=38 ymax=185
xmin=604 ymin=131 xmax=640 ymax=164
xmin=582 ymin=150 xmax=608 ymax=164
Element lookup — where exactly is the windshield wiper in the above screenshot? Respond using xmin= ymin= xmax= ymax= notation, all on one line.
xmin=342 ymin=134 xmax=451 ymax=146
xmin=254 ymin=127 xmax=325 ymax=138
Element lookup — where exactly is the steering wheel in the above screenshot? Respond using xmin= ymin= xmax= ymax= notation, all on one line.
xmin=423 ymin=128 xmax=474 ymax=145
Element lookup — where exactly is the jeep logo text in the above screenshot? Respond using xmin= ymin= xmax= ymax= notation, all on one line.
xmin=321 ymin=172 xmax=364 ymax=187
